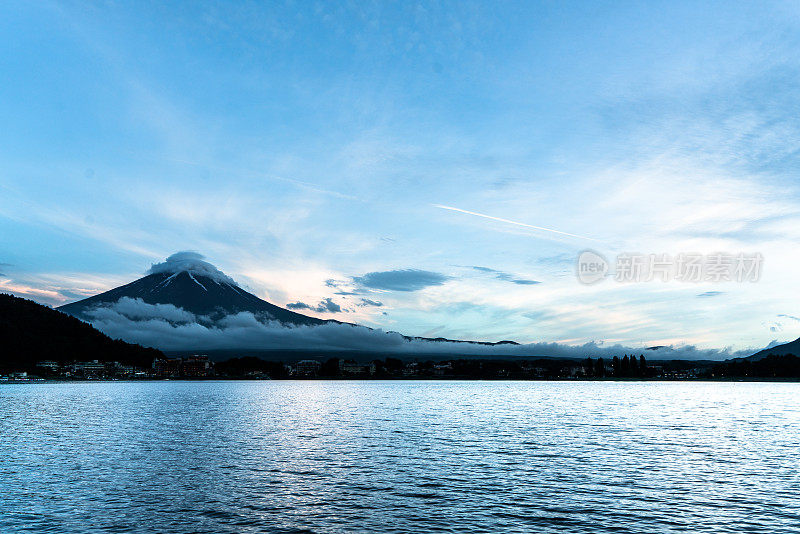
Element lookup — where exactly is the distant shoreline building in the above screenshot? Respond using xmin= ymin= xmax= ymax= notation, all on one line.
xmin=153 ymin=355 xmax=214 ymax=378
xmin=295 ymin=360 xmax=322 ymax=377
xmin=339 ymin=359 xmax=369 ymax=376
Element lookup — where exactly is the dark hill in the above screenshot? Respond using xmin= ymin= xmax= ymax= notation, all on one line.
xmin=716 ymin=353 xmax=800 ymax=378
xmin=747 ymin=337 xmax=800 ymax=360
xmin=0 ymin=293 xmax=163 ymax=372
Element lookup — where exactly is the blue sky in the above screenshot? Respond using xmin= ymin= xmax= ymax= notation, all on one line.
xmin=2 ymin=1 xmax=800 ymax=352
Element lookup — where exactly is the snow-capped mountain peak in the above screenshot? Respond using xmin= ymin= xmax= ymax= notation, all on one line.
xmin=147 ymin=251 xmax=238 ymax=286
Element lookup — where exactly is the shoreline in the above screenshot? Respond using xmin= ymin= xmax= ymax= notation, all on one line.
xmin=3 ymin=377 xmax=800 ymax=384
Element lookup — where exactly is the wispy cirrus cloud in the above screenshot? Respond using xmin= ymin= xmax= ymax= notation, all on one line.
xmin=433 ymin=204 xmax=601 ymax=243
xmin=0 ymin=281 xmax=63 ymax=304
xmin=471 ymin=266 xmax=540 ymax=285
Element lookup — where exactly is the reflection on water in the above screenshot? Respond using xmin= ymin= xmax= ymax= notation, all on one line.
xmin=1 ymin=381 xmax=799 ymax=533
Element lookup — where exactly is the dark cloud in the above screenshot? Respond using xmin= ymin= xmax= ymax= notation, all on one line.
xmin=80 ymin=298 xmax=757 ymax=360
xmin=286 ymin=301 xmax=311 ymax=311
xmin=326 ymin=278 xmax=363 ymax=295
xmin=697 ymin=291 xmax=724 ymax=298
xmin=507 ymin=277 xmax=541 ymax=285
xmin=353 ymin=269 xmax=450 ymax=292
xmin=471 ymin=266 xmax=540 ymax=285
xmin=319 ymin=298 xmax=342 ymax=313
xmin=359 ymin=299 xmax=383 ymax=307
xmin=286 ymin=298 xmax=343 ymax=313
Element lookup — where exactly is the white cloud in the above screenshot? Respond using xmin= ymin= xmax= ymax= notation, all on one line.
xmin=81 ymin=297 xmax=756 ymax=360
xmin=148 ymin=251 xmax=237 ymax=285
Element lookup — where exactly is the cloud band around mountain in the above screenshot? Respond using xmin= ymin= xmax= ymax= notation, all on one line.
xmin=82 ymin=297 xmax=753 ymax=360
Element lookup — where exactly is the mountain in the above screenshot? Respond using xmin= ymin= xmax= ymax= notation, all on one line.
xmin=747 ymin=337 xmax=800 ymax=360
xmin=58 ymin=252 xmax=326 ymax=326
xmin=0 ymin=293 xmax=163 ymax=371
xmin=55 ymin=252 xmax=520 ymax=353
xmin=59 ymin=270 xmax=327 ymax=326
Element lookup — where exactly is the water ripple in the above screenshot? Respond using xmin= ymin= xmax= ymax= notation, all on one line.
xmin=1 ymin=381 xmax=799 ymax=533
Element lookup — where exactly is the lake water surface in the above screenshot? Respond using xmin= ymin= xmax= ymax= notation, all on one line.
xmin=1 ymin=381 xmax=799 ymax=533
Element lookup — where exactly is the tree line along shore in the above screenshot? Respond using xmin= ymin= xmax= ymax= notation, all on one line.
xmin=4 ymin=353 xmax=800 ymax=381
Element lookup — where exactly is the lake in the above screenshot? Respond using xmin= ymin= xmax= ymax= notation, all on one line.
xmin=1 ymin=381 xmax=799 ymax=533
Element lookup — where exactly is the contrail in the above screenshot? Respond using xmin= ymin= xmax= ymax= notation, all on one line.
xmin=433 ymin=204 xmax=600 ymax=242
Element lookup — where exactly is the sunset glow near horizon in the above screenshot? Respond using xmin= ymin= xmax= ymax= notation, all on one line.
xmin=2 ymin=1 xmax=800 ymax=352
